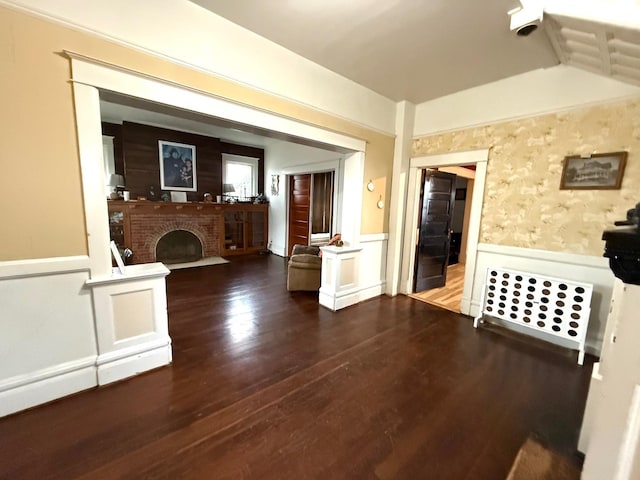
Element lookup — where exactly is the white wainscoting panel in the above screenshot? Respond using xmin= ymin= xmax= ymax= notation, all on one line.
xmin=471 ymin=243 xmax=615 ymax=355
xmin=0 ymin=257 xmax=98 ymax=417
xmin=358 ymin=233 xmax=388 ymax=302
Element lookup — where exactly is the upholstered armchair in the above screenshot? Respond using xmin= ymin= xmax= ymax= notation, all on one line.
xmin=287 ymin=244 xmax=322 ymax=291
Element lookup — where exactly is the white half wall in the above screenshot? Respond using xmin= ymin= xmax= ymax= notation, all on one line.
xmin=413 ymin=65 xmax=640 ymax=137
xmin=359 ymin=234 xmax=388 ymax=302
xmin=0 ymin=257 xmax=98 ymax=417
xmin=3 ymin=0 xmax=396 ymax=134
xmin=470 ymin=243 xmax=615 ymax=355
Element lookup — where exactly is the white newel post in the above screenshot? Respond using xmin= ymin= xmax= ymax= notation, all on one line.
xmin=319 ymin=245 xmax=363 ymax=311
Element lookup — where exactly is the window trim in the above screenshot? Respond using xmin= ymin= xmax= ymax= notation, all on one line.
xmin=222 ymin=154 xmax=259 ymax=198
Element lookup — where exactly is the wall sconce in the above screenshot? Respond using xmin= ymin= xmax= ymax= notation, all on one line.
xmin=377 ymin=195 xmax=384 ymax=209
xmin=367 ymin=180 xmax=375 ymax=192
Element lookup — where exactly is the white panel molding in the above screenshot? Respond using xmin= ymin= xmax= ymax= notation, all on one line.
xmin=0 ymin=255 xmax=90 ymax=279
xmin=471 ymin=243 xmax=615 ymax=354
xmin=0 ymin=361 xmax=96 ymax=418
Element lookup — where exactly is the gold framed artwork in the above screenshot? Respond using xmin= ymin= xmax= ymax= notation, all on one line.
xmin=560 ymin=151 xmax=627 ymax=190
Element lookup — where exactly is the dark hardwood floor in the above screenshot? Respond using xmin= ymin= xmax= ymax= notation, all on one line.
xmin=0 ymin=254 xmax=592 ymax=479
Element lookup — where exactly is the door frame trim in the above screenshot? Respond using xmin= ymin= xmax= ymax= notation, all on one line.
xmin=401 ymin=149 xmax=489 ymax=315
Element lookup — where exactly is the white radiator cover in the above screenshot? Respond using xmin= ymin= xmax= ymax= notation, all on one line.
xmin=474 ymin=266 xmax=593 ymax=364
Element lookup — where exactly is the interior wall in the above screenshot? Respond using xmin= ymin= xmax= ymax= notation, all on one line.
xmin=4 ymin=0 xmax=396 ymax=134
xmin=0 ymin=6 xmax=395 ymax=261
xmin=120 ymin=122 xmax=222 ymax=201
xmin=413 ymin=98 xmax=640 ymax=257
xmin=414 ymin=65 xmax=640 ymax=137
xmin=110 ymin=121 xmax=265 ymax=201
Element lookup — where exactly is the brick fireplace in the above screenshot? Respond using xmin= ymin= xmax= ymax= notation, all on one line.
xmin=114 ymin=203 xmax=223 ymax=264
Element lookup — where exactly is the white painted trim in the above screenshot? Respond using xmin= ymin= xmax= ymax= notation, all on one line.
xmin=477 ymin=243 xmax=611 ymax=269
xmin=615 ymin=384 xmax=640 ymax=480
xmin=66 ymin=52 xmax=367 ymax=153
xmin=386 ymin=100 xmax=415 ymax=297
xmin=341 ymin=152 xmax=365 ymax=244
xmin=0 ymin=355 xmax=95 ymax=392
xmin=410 ymin=149 xmax=490 ymax=168
xmin=85 ymin=262 xmax=170 ymax=286
xmin=359 ymin=233 xmax=389 ymax=243
xmin=96 ymin=336 xmax=171 ymax=366
xmin=280 ymin=159 xmax=341 ymax=175
xmin=358 ymin=281 xmax=386 ymax=302
xmin=0 ymin=357 xmax=97 ymax=418
xmin=73 ymin=81 xmax=112 ymax=278
xmin=97 ymin=343 xmax=172 ymax=385
xmin=320 ymin=284 xmax=385 ymax=312
xmin=0 ymin=255 xmax=90 ymax=279
xmin=401 ymin=149 xmax=489 ymax=318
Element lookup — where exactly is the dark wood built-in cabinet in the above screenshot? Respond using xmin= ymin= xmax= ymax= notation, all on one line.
xmin=222 ymin=204 xmax=268 ymax=256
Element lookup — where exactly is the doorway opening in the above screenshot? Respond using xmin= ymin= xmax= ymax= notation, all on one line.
xmin=400 ymin=149 xmax=488 ymax=316
xmin=287 ymin=170 xmax=336 ymax=256
xmin=410 ymin=166 xmax=476 ymax=312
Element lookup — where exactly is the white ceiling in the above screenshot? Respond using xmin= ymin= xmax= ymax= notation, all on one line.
xmin=190 ymin=0 xmax=559 ymax=103
xmin=189 ymin=0 xmax=640 ymax=104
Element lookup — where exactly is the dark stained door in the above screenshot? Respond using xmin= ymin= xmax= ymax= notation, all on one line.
xmin=413 ymin=169 xmax=457 ymax=293
xmin=288 ymin=174 xmax=311 ymax=256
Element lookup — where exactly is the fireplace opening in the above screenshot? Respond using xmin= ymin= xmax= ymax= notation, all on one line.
xmin=156 ymin=230 xmax=203 ymax=264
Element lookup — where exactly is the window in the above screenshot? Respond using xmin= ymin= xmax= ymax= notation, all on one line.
xmin=222 ymin=154 xmax=259 ymax=200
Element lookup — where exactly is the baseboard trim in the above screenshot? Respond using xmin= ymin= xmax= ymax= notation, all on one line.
xmin=320 ymin=281 xmax=385 ymax=311
xmin=358 ymin=281 xmax=385 ymax=302
xmin=97 ymin=342 xmax=172 ymax=385
xmin=0 ymin=359 xmax=97 ymax=418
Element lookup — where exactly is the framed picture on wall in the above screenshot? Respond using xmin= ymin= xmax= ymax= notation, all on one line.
xmin=560 ymin=151 xmax=627 ymax=190
xmin=159 ymin=140 xmax=197 ymax=191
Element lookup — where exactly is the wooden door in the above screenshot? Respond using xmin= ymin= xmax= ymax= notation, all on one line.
xmin=288 ymin=174 xmax=311 ymax=256
xmin=413 ymin=170 xmax=457 ymax=292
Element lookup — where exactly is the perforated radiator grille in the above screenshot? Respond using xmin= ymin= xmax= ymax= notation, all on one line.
xmin=475 ymin=267 xmax=593 ymax=364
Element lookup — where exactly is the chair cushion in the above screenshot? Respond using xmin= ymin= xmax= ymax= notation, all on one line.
xmin=289 ymin=254 xmax=322 ymax=269
xmin=291 ymin=244 xmax=321 ymax=256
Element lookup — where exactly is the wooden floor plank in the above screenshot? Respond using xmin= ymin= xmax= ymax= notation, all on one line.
xmin=411 ymin=262 xmax=465 ymax=312
xmin=0 ymin=255 xmax=592 ymax=479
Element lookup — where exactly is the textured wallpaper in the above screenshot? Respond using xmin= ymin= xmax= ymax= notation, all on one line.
xmin=413 ymin=99 xmax=640 ymax=256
